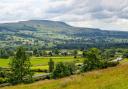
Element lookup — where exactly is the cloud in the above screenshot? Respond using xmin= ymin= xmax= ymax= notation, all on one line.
xmin=0 ymin=0 xmax=128 ymax=31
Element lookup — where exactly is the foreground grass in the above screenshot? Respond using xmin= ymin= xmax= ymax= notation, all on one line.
xmin=2 ymin=60 xmax=128 ymax=89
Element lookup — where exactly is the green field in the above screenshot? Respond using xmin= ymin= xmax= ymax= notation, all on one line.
xmin=0 ymin=56 xmax=84 ymax=70
xmin=0 ymin=59 xmax=9 ymax=67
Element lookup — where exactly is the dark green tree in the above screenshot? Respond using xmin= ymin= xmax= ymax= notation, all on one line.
xmin=83 ymin=50 xmax=87 ymax=57
xmin=123 ymin=50 xmax=128 ymax=58
xmin=33 ymin=48 xmax=38 ymax=56
xmin=102 ymin=49 xmax=116 ymax=61
xmin=0 ymin=49 xmax=9 ymax=59
xmin=73 ymin=50 xmax=78 ymax=58
xmin=48 ymin=59 xmax=54 ymax=72
xmin=48 ymin=52 xmax=53 ymax=56
xmin=10 ymin=47 xmax=33 ymax=84
xmin=81 ymin=48 xmax=101 ymax=72
xmin=52 ymin=49 xmax=60 ymax=55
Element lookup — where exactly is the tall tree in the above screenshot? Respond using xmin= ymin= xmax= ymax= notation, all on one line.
xmin=10 ymin=47 xmax=33 ymax=84
xmin=73 ymin=50 xmax=78 ymax=58
xmin=48 ymin=59 xmax=54 ymax=72
xmin=81 ymin=48 xmax=101 ymax=72
xmin=0 ymin=49 xmax=9 ymax=58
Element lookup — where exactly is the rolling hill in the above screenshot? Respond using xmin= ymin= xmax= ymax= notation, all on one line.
xmin=0 ymin=20 xmax=128 ymax=49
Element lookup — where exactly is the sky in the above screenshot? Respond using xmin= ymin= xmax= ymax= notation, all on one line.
xmin=0 ymin=0 xmax=128 ymax=31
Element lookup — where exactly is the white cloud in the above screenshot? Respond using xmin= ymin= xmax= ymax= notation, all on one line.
xmin=0 ymin=0 xmax=128 ymax=31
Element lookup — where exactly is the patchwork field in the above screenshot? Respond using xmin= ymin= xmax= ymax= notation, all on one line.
xmin=0 ymin=56 xmax=84 ymax=70
xmin=1 ymin=59 xmax=128 ymax=89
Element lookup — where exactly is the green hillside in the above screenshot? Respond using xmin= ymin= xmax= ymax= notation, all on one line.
xmin=0 ymin=20 xmax=128 ymax=49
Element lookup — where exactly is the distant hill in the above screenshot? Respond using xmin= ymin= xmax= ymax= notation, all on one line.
xmin=0 ymin=20 xmax=128 ymax=49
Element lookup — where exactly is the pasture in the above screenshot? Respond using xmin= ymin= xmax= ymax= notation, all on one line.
xmin=0 ymin=56 xmax=84 ymax=70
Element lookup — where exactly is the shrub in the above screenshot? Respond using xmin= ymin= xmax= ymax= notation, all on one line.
xmin=0 ymin=70 xmax=10 ymax=78
xmin=0 ymin=78 xmax=9 ymax=84
xmin=81 ymin=59 xmax=119 ymax=72
xmin=98 ymin=61 xmax=118 ymax=69
xmin=66 ymin=62 xmax=76 ymax=75
xmin=52 ymin=62 xmax=76 ymax=79
xmin=123 ymin=51 xmax=128 ymax=58
xmin=81 ymin=48 xmax=119 ymax=72
xmin=22 ymin=75 xmax=34 ymax=84
xmin=0 ymin=71 xmax=6 ymax=78
xmin=106 ymin=61 xmax=119 ymax=67
xmin=81 ymin=58 xmax=101 ymax=72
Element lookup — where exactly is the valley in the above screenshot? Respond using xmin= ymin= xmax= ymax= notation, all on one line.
xmin=0 ymin=20 xmax=128 ymax=49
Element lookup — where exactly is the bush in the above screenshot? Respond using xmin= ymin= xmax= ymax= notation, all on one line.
xmin=0 ymin=70 xmax=10 ymax=78
xmin=81 ymin=58 xmax=101 ymax=72
xmin=106 ymin=61 xmax=119 ymax=67
xmin=52 ymin=62 xmax=76 ymax=79
xmin=123 ymin=51 xmax=128 ymax=58
xmin=98 ymin=61 xmax=108 ymax=69
xmin=81 ymin=59 xmax=119 ymax=72
xmin=66 ymin=62 xmax=76 ymax=75
xmin=98 ymin=61 xmax=119 ymax=69
xmin=0 ymin=71 xmax=6 ymax=78
xmin=23 ymin=75 xmax=34 ymax=84
xmin=0 ymin=78 xmax=9 ymax=84
xmin=81 ymin=48 xmax=119 ymax=72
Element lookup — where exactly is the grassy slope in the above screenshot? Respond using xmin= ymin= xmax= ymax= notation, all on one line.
xmin=2 ymin=59 xmax=128 ymax=89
